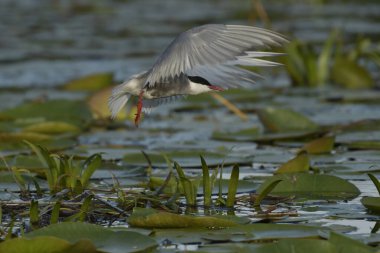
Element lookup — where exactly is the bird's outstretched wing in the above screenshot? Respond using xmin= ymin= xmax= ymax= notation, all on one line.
xmin=142 ymin=95 xmax=187 ymax=113
xmin=145 ymin=24 xmax=287 ymax=88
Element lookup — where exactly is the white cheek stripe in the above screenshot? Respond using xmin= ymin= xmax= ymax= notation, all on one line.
xmin=188 ymin=81 xmax=211 ymax=95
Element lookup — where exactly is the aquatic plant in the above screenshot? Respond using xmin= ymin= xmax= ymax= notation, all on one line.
xmin=283 ymin=31 xmax=375 ymax=88
xmin=361 ymin=173 xmax=380 ymax=213
xmin=24 ymin=141 xmax=101 ymax=195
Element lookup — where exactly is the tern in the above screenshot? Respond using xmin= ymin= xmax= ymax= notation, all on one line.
xmin=109 ymin=24 xmax=287 ymax=126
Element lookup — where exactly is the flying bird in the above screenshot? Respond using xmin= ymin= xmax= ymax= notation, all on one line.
xmin=109 ymin=24 xmax=287 ymax=126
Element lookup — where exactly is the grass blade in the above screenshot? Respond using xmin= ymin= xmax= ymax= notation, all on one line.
xmin=79 ymin=194 xmax=93 ymax=222
xmin=317 ymin=30 xmax=336 ymax=85
xmin=24 ymin=140 xmax=53 ymax=169
xmin=154 ymin=171 xmax=173 ymax=196
xmin=371 ymin=221 xmax=380 ymax=234
xmin=5 ymin=218 xmax=14 ymax=240
xmin=368 ymin=173 xmax=380 ymax=195
xmin=200 ymin=156 xmax=212 ymax=207
xmin=226 ymin=164 xmax=239 ymax=208
xmin=31 ymin=178 xmax=43 ymax=197
xmin=216 ymin=164 xmax=225 ymax=205
xmin=175 ymin=162 xmax=196 ymax=206
xmin=81 ymin=154 xmax=102 ymax=188
xmin=254 ymin=179 xmax=283 ymax=211
xmin=50 ymin=201 xmax=61 ymax=224
xmin=11 ymin=167 xmax=27 ymax=193
xmin=30 ymin=199 xmax=39 ymax=229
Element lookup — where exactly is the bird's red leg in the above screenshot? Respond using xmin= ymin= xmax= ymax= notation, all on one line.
xmin=134 ymin=90 xmax=144 ymax=127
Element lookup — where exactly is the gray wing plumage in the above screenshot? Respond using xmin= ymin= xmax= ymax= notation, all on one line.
xmin=142 ymin=95 xmax=186 ymax=113
xmin=145 ymin=24 xmax=287 ymax=88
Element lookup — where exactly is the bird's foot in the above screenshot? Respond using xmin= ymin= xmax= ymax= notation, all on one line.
xmin=134 ymin=91 xmax=144 ymax=127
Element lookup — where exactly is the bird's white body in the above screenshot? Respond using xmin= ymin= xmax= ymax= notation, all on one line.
xmin=108 ymin=24 xmax=287 ymax=124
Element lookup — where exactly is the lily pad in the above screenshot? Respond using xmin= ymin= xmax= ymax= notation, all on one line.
xmin=275 ymin=151 xmax=310 ymax=174
xmin=0 ymin=135 xmax=77 ymax=151
xmin=128 ymin=207 xmax=243 ymax=228
xmin=212 ymin=127 xmax=260 ymax=142
xmin=23 ymin=121 xmax=80 ymax=134
xmin=0 ymin=132 xmax=51 ymax=142
xmin=0 ymin=236 xmax=95 ymax=253
xmin=1 ymin=100 xmax=93 ymax=128
xmin=152 ymin=223 xmax=326 ymax=245
xmin=301 ymin=135 xmax=335 ymax=154
xmin=361 ymin=197 xmax=380 ymax=213
xmin=347 ymin=141 xmax=380 ymax=150
xmin=62 ymin=72 xmax=113 ymax=91
xmin=339 ymin=119 xmax=380 ymax=132
xmin=328 ymin=231 xmax=375 ymax=253
xmin=255 ymin=238 xmax=335 ymax=253
xmin=26 ymin=222 xmax=157 ymax=253
xmin=257 ymin=173 xmax=360 ymax=200
xmin=257 ymin=107 xmax=319 ymax=133
xmin=200 ymin=230 xmax=374 ymax=253
xmin=332 ymin=57 xmax=373 ymax=89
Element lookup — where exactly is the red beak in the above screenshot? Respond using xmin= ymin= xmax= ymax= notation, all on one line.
xmin=208 ymin=85 xmax=224 ymax=91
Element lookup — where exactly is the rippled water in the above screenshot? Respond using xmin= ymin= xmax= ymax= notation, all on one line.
xmin=0 ymin=0 xmax=380 ymax=240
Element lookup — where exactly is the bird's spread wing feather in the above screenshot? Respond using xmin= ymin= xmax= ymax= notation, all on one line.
xmin=145 ymin=24 xmax=287 ymax=88
xmin=142 ymin=95 xmax=186 ymax=113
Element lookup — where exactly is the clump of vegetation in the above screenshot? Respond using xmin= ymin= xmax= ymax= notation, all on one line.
xmin=283 ymin=31 xmax=378 ymax=88
xmin=173 ymin=156 xmax=240 ymax=209
xmin=25 ymin=141 xmax=101 ymax=196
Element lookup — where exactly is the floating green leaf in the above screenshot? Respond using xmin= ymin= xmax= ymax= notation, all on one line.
xmin=257 ymin=107 xmax=319 ymax=133
xmin=254 ymin=233 xmax=373 ymax=253
xmin=328 ymin=231 xmax=375 ymax=253
xmin=332 ymin=57 xmax=373 ymax=89
xmin=152 ymin=223 xmax=326 ymax=245
xmin=0 ymin=236 xmax=87 ymax=253
xmin=301 ymin=135 xmax=335 ymax=154
xmin=361 ymin=197 xmax=380 ymax=213
xmin=257 ymin=173 xmax=360 ymax=200
xmin=26 ymin=222 xmax=157 ymax=253
xmin=212 ymin=127 xmax=260 ymax=141
xmin=255 ymin=238 xmax=335 ymax=253
xmin=62 ymin=72 xmax=113 ymax=91
xmin=361 ymin=174 xmax=380 ymax=213
xmin=347 ymin=141 xmax=380 ymax=150
xmin=0 ymin=132 xmax=51 ymax=142
xmin=128 ymin=207 xmax=239 ymax=228
xmin=275 ymin=151 xmax=310 ymax=174
xmin=1 ymin=100 xmax=93 ymax=128
xmin=23 ymin=121 xmax=80 ymax=134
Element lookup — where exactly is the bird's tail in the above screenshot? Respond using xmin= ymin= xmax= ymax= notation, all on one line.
xmin=108 ymin=83 xmax=131 ymax=119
